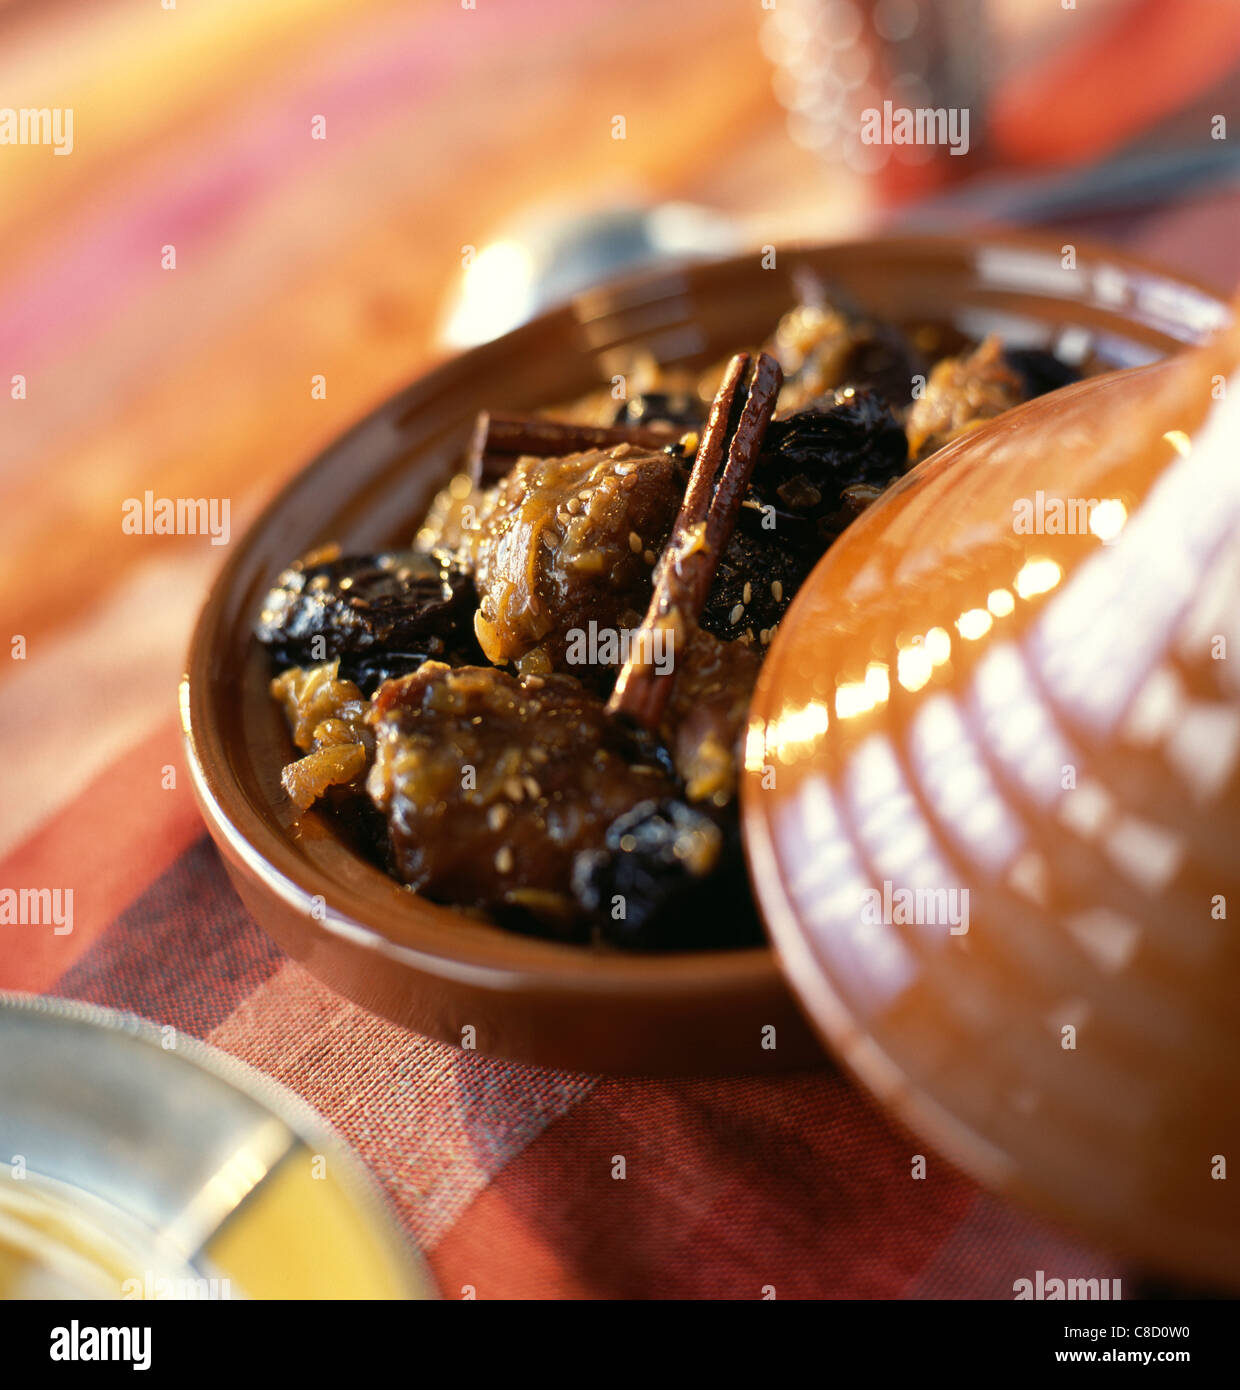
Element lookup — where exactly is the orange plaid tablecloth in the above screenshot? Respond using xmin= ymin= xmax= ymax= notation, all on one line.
xmin=2 ymin=0 xmax=1237 ymax=1299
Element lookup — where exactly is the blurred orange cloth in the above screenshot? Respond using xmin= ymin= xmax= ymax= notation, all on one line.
xmin=991 ymin=0 xmax=1240 ymax=168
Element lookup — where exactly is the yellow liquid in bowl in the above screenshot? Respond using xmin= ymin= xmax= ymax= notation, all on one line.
xmin=0 ymin=1169 xmax=203 ymax=1299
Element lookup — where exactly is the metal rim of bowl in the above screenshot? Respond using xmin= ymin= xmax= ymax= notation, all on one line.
xmin=0 ymin=991 xmax=433 ymax=1297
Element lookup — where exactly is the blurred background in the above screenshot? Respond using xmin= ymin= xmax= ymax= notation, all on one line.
xmin=0 ymin=0 xmax=1238 ymax=917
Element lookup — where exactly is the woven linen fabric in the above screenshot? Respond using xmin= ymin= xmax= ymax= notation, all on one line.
xmin=3 ymin=761 xmax=1131 ymax=1298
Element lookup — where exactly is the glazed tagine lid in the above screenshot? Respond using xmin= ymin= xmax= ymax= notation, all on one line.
xmin=742 ymin=315 xmax=1240 ymax=1289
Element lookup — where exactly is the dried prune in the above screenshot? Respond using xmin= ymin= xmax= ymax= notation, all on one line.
xmin=1002 ymin=347 xmax=1081 ymax=400
xmin=701 ymin=525 xmax=814 ymax=644
xmin=700 ymin=390 xmax=906 ymax=641
xmin=572 ymin=799 xmax=762 ymax=949
xmin=256 ymin=549 xmax=481 ymax=693
xmin=761 ymin=387 xmax=908 ymax=506
xmin=341 ymin=651 xmax=440 ymax=695
xmin=837 ymin=322 xmax=925 ymax=412
xmin=613 ymin=391 xmax=704 ymax=432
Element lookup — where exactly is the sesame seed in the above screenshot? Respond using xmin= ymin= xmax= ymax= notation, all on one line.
xmin=771 ymin=580 xmax=784 ymax=601
xmin=495 ymin=847 xmax=514 ymax=874
xmin=487 ymin=804 xmax=510 ymax=832
xmin=742 ymin=582 xmax=752 ymax=605
xmin=643 ymin=549 xmax=655 ymax=566
xmin=729 ymin=603 xmax=745 ymax=626
xmin=503 ymin=777 xmax=525 ymax=802
xmin=629 ymin=531 xmax=642 ymax=554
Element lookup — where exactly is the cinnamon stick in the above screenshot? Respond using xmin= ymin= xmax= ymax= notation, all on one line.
xmin=608 ymin=351 xmax=783 ymax=730
xmin=464 ymin=410 xmax=685 ymax=481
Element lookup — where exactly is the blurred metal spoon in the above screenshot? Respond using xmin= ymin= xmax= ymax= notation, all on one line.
xmin=438 ymin=202 xmax=741 ymax=349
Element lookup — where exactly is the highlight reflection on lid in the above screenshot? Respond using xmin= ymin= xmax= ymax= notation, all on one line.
xmin=743 ymin=320 xmax=1240 ymax=1290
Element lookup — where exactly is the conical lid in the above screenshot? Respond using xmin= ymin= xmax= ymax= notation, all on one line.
xmin=743 ymin=323 xmax=1240 ymax=1289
